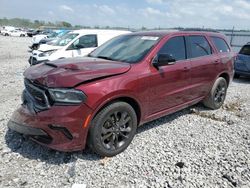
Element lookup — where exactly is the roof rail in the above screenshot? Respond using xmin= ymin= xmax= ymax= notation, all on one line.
xmin=179 ymin=28 xmax=219 ymax=33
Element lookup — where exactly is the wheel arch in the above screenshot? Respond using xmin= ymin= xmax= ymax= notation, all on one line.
xmin=91 ymin=96 xmax=142 ymax=126
xmin=218 ymin=72 xmax=230 ymax=86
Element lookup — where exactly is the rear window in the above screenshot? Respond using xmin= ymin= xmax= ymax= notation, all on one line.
xmin=188 ymin=36 xmax=212 ymax=58
xmin=211 ymin=37 xmax=230 ymax=53
xmin=239 ymin=45 xmax=250 ymax=55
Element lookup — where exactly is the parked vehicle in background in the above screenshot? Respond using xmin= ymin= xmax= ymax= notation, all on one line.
xmin=39 ymin=30 xmax=70 ymax=45
xmin=1 ymin=26 xmax=16 ymax=36
xmin=8 ymin=31 xmax=234 ymax=157
xmin=9 ymin=29 xmax=27 ymax=37
xmin=29 ymin=29 xmax=131 ymax=65
xmin=29 ymin=30 xmax=54 ymax=50
xmin=234 ymin=43 xmax=250 ymax=78
xmin=29 ymin=30 xmax=70 ymax=50
xmin=27 ymin=29 xmax=42 ymax=37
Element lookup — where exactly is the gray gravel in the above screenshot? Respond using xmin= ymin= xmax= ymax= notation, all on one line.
xmin=0 ymin=35 xmax=249 ymax=188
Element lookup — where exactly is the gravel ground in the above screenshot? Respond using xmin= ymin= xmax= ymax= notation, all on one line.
xmin=0 ymin=35 xmax=249 ymax=188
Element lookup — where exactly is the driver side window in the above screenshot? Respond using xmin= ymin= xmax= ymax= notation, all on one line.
xmin=69 ymin=34 xmax=98 ymax=50
xmin=158 ymin=36 xmax=186 ymax=61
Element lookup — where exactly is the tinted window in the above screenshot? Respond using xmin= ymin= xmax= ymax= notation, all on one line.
xmin=239 ymin=45 xmax=250 ymax=55
xmin=188 ymin=36 xmax=212 ymax=58
xmin=158 ymin=36 xmax=186 ymax=61
xmin=211 ymin=37 xmax=230 ymax=53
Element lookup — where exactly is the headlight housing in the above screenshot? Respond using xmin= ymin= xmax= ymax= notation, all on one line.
xmin=39 ymin=50 xmax=56 ymax=57
xmin=48 ymin=88 xmax=87 ymax=105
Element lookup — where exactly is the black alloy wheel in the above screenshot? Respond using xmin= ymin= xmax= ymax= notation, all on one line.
xmin=88 ymin=102 xmax=137 ymax=157
xmin=214 ymin=81 xmax=227 ymax=106
xmin=101 ymin=111 xmax=133 ymax=150
xmin=203 ymin=77 xmax=228 ymax=110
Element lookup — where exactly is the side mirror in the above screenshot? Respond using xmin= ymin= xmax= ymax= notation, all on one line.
xmin=153 ymin=54 xmax=176 ymax=67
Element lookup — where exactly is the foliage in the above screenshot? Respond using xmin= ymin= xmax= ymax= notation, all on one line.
xmin=0 ymin=17 xmax=73 ymax=29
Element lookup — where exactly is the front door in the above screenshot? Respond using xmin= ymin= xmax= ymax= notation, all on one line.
xmin=147 ymin=36 xmax=191 ymax=115
xmin=69 ymin=34 xmax=98 ymax=57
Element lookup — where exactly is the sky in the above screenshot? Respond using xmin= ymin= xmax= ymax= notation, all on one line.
xmin=1 ymin=0 xmax=250 ymax=29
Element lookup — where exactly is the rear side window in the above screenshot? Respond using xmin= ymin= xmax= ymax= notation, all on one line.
xmin=158 ymin=36 xmax=186 ymax=61
xmin=239 ymin=45 xmax=250 ymax=55
xmin=188 ymin=36 xmax=212 ymax=58
xmin=211 ymin=37 xmax=230 ymax=53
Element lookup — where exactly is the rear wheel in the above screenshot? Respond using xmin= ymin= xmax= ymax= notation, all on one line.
xmin=203 ymin=77 xmax=228 ymax=110
xmin=88 ymin=102 xmax=137 ymax=157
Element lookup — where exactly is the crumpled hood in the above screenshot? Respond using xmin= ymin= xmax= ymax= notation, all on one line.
xmin=24 ymin=57 xmax=131 ymax=88
xmin=38 ymin=44 xmax=62 ymax=52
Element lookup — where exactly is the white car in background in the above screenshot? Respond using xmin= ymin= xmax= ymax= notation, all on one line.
xmin=9 ymin=30 xmax=27 ymax=37
xmin=29 ymin=29 xmax=131 ymax=65
xmin=30 ymin=33 xmax=48 ymax=48
xmin=1 ymin=26 xmax=16 ymax=36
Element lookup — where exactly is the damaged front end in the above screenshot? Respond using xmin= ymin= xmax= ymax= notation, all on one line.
xmin=22 ymin=78 xmax=50 ymax=113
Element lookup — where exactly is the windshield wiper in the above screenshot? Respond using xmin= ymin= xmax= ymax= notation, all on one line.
xmin=96 ymin=56 xmax=114 ymax=61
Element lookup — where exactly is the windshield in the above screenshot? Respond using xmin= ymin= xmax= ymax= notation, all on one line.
xmin=239 ymin=45 xmax=250 ymax=55
xmin=53 ymin=33 xmax=79 ymax=46
xmin=47 ymin=32 xmax=58 ymax=38
xmin=89 ymin=35 xmax=161 ymax=63
xmin=57 ymin=31 xmax=70 ymax=38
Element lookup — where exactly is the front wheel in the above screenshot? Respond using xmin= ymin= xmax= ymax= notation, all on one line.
xmin=203 ymin=77 xmax=228 ymax=110
xmin=88 ymin=102 xmax=137 ymax=157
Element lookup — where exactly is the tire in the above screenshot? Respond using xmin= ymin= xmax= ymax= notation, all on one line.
xmin=234 ymin=73 xmax=240 ymax=79
xmin=33 ymin=44 xmax=38 ymax=50
xmin=88 ymin=102 xmax=137 ymax=157
xmin=203 ymin=77 xmax=228 ymax=110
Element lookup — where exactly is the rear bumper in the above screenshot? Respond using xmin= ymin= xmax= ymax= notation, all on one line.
xmin=8 ymin=104 xmax=93 ymax=152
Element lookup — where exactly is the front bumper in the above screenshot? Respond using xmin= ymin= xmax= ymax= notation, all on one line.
xmin=235 ymin=70 xmax=250 ymax=77
xmin=8 ymin=104 xmax=93 ymax=152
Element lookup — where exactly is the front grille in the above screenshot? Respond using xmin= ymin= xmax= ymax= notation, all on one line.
xmin=23 ymin=79 xmax=50 ymax=111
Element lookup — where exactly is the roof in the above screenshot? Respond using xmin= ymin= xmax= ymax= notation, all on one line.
xmin=70 ymin=29 xmax=131 ymax=35
xmin=128 ymin=30 xmax=226 ymax=38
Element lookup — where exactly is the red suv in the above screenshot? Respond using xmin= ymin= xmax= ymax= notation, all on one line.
xmin=8 ymin=31 xmax=234 ymax=157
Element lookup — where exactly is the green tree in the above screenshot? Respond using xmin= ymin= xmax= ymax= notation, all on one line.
xmin=61 ymin=21 xmax=72 ymax=28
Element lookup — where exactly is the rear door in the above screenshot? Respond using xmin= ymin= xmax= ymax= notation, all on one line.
xmin=186 ymin=35 xmax=219 ymax=100
xmin=147 ymin=36 xmax=192 ymax=114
